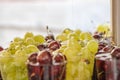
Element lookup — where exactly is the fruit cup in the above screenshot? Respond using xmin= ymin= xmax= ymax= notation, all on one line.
xmin=95 ymin=53 xmax=114 ymax=80
xmin=27 ymin=60 xmax=66 ymax=80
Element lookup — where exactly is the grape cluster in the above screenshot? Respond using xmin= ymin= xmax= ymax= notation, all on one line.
xmin=0 ymin=32 xmax=45 ymax=80
xmin=56 ymin=28 xmax=98 ymax=80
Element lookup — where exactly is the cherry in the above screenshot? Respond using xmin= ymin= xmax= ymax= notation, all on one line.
xmin=48 ymin=41 xmax=61 ymax=51
xmin=0 ymin=46 xmax=3 ymax=51
xmin=37 ymin=44 xmax=47 ymax=51
xmin=102 ymin=45 xmax=115 ymax=53
xmin=37 ymin=50 xmax=52 ymax=64
xmin=98 ymin=42 xmax=107 ymax=51
xmin=28 ymin=53 xmax=38 ymax=63
xmin=111 ymin=47 xmax=120 ymax=58
xmin=53 ymin=53 xmax=65 ymax=63
xmin=93 ymin=34 xmax=102 ymax=40
xmin=45 ymin=34 xmax=55 ymax=41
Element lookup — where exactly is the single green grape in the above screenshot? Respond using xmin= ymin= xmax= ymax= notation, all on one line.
xmin=80 ymin=47 xmax=91 ymax=59
xmin=97 ymin=24 xmax=110 ymax=34
xmin=67 ymin=32 xmax=79 ymax=40
xmin=62 ymin=28 xmax=73 ymax=34
xmin=56 ymin=33 xmax=68 ymax=41
xmin=24 ymin=38 xmax=35 ymax=45
xmin=67 ymin=38 xmax=81 ymax=51
xmin=74 ymin=29 xmax=82 ymax=35
xmin=14 ymin=37 xmax=23 ymax=42
xmin=86 ymin=40 xmax=98 ymax=54
xmin=79 ymin=32 xmax=93 ymax=41
xmin=33 ymin=35 xmax=45 ymax=44
xmin=63 ymin=47 xmax=80 ymax=62
xmin=26 ymin=45 xmax=39 ymax=54
xmin=24 ymin=32 xmax=34 ymax=39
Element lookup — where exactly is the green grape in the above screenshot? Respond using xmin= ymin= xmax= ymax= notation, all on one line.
xmin=86 ymin=40 xmax=98 ymax=54
xmin=56 ymin=33 xmax=68 ymax=41
xmin=14 ymin=50 xmax=28 ymax=66
xmin=80 ymin=47 xmax=91 ymax=59
xmin=26 ymin=45 xmax=39 ymax=54
xmin=74 ymin=29 xmax=82 ymax=35
xmin=78 ymin=62 xmax=91 ymax=80
xmin=67 ymin=32 xmax=79 ymax=40
xmin=9 ymin=42 xmax=19 ymax=48
xmin=14 ymin=37 xmax=23 ymax=42
xmin=66 ymin=62 xmax=80 ymax=80
xmin=62 ymin=28 xmax=73 ymax=34
xmin=63 ymin=47 xmax=80 ymax=62
xmin=79 ymin=32 xmax=93 ymax=41
xmin=58 ymin=45 xmax=67 ymax=53
xmin=0 ymin=51 xmax=13 ymax=63
xmin=3 ymin=63 xmax=16 ymax=73
xmin=24 ymin=32 xmax=34 ymax=39
xmin=67 ymin=38 xmax=81 ymax=51
xmin=6 ymin=73 xmax=16 ymax=80
xmin=15 ymin=45 xmax=24 ymax=52
xmin=33 ymin=35 xmax=45 ymax=44
xmin=97 ymin=24 xmax=110 ymax=34
xmin=66 ymin=62 xmax=74 ymax=80
xmin=24 ymin=38 xmax=35 ymax=45
xmin=79 ymin=40 xmax=85 ymax=47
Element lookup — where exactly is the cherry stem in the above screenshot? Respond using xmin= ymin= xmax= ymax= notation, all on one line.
xmin=46 ymin=26 xmax=52 ymax=35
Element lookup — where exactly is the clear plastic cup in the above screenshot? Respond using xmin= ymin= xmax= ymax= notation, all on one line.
xmin=27 ymin=61 xmax=67 ymax=80
xmin=0 ymin=55 xmax=29 ymax=80
xmin=112 ymin=57 xmax=120 ymax=80
xmin=95 ymin=53 xmax=114 ymax=80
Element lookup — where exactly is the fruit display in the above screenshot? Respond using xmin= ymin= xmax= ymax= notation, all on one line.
xmin=2 ymin=26 xmax=117 ymax=80
xmin=56 ymin=28 xmax=98 ymax=80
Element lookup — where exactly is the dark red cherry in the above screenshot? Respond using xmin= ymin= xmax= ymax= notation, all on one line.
xmin=93 ymin=34 xmax=102 ymax=40
xmin=48 ymin=41 xmax=61 ymax=51
xmin=28 ymin=53 xmax=38 ymax=63
xmin=111 ymin=47 xmax=120 ymax=58
xmin=98 ymin=42 xmax=106 ymax=51
xmin=37 ymin=44 xmax=47 ymax=51
xmin=102 ymin=45 xmax=115 ymax=53
xmin=53 ymin=53 xmax=65 ymax=63
xmin=45 ymin=34 xmax=55 ymax=41
xmin=0 ymin=46 xmax=3 ymax=51
xmin=37 ymin=50 xmax=52 ymax=64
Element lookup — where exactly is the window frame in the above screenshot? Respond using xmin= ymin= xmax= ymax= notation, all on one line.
xmin=111 ymin=0 xmax=120 ymax=45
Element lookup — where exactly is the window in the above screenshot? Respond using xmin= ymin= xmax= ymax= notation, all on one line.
xmin=0 ymin=0 xmax=111 ymax=48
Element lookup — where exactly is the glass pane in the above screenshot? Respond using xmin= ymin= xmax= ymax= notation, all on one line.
xmin=0 ymin=0 xmax=110 ymax=48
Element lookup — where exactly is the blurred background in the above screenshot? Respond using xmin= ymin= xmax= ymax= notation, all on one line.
xmin=0 ymin=0 xmax=110 ymax=48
